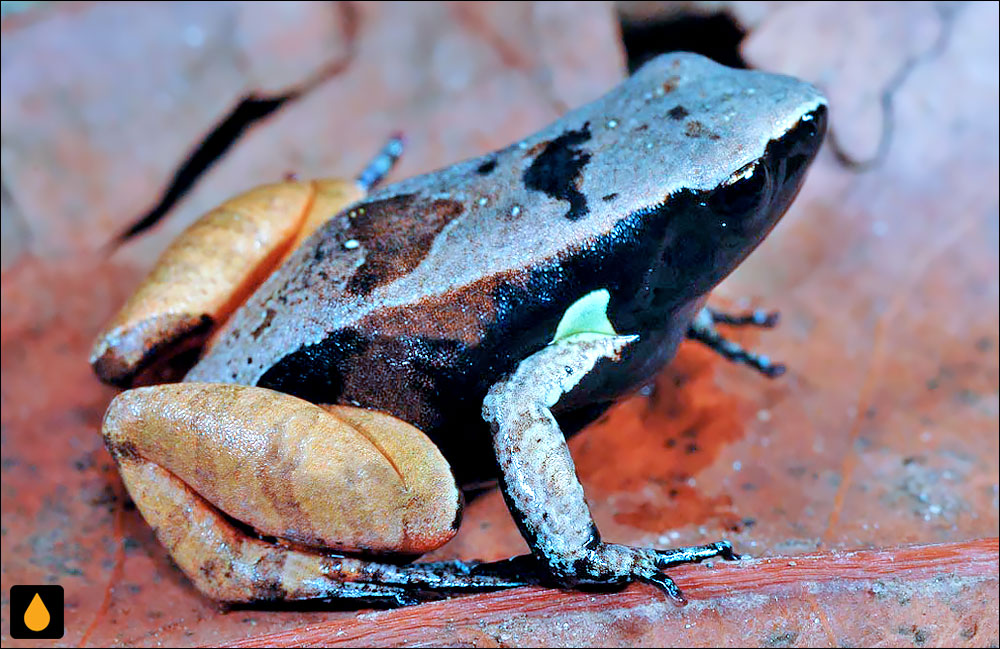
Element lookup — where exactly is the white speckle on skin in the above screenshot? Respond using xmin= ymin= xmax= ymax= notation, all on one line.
xmin=478 ymin=197 xmax=488 ymax=206
xmin=343 ymin=239 xmax=360 ymax=250
xmin=510 ymin=205 xmax=521 ymax=217
xmin=757 ymin=409 xmax=772 ymax=422
xmin=518 ymin=141 xmax=529 ymax=150
xmin=606 ymin=118 xmax=618 ymax=128
xmin=733 ymin=461 xmax=742 ymax=471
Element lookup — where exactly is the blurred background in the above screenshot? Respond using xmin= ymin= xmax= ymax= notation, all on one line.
xmin=2 ymin=2 xmax=997 ymax=647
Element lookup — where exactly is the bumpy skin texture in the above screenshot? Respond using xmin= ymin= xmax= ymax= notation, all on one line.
xmin=187 ymin=53 xmax=827 ymax=482
xmin=103 ymin=383 xmax=461 ymax=556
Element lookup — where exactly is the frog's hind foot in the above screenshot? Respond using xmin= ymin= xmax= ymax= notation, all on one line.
xmin=687 ymin=306 xmax=785 ymax=377
xmin=102 ymin=382 xmax=527 ymax=606
xmin=355 ymin=132 xmax=405 ymax=192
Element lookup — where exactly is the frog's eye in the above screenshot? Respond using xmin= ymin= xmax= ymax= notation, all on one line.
xmin=708 ymin=160 xmax=770 ymax=218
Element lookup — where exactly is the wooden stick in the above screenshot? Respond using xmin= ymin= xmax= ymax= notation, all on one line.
xmin=217 ymin=537 xmax=999 ymax=648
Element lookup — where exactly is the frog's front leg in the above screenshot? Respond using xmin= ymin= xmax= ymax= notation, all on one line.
xmin=482 ymin=333 xmax=738 ymax=603
xmin=103 ymin=383 xmax=529 ymax=605
xmin=687 ymin=306 xmax=786 ymax=378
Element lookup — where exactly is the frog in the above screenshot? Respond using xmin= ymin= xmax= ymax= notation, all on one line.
xmin=91 ymin=52 xmax=827 ymax=607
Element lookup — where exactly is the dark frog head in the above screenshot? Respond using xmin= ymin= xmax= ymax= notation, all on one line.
xmin=673 ymin=89 xmax=827 ymax=295
xmin=551 ymin=52 xmax=828 ymax=310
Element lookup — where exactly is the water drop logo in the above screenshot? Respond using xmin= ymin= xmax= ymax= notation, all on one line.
xmin=10 ymin=585 xmax=64 ymax=639
xmin=24 ymin=593 xmax=51 ymax=631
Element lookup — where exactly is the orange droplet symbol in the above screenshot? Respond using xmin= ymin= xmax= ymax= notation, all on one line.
xmin=24 ymin=592 xmax=50 ymax=632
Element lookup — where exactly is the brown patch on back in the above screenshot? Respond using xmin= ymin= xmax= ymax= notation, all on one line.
xmin=346 ymin=194 xmax=466 ymax=296
xmin=357 ymin=267 xmax=531 ymax=346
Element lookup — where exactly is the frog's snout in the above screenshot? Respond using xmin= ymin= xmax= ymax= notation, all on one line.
xmin=779 ymin=100 xmax=828 ymax=183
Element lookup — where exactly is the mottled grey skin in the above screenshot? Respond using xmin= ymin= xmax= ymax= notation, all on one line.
xmin=185 ymin=52 xmax=827 ymax=597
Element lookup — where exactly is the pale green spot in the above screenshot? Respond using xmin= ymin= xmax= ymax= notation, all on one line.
xmin=551 ymin=289 xmax=619 ymax=343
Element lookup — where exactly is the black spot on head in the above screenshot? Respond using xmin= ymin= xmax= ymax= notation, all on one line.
xmin=476 ymin=158 xmax=498 ymax=175
xmin=522 ymin=123 xmax=593 ymax=221
xmin=668 ymin=105 xmax=689 ymax=120
xmin=602 ymin=193 xmax=619 ymax=202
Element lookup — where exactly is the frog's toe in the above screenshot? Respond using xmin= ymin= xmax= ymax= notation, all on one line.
xmin=654 ymin=540 xmax=741 ymax=567
xmin=638 ymin=572 xmax=686 ymax=604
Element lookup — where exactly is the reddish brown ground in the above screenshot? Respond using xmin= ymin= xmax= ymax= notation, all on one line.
xmin=2 ymin=2 xmax=997 ymax=647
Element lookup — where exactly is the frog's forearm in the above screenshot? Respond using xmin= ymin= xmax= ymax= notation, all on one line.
xmin=482 ymin=334 xmax=634 ymax=576
xmin=483 ymin=333 xmax=739 ymax=599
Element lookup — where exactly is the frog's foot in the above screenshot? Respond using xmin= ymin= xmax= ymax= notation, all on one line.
xmin=557 ymin=540 xmax=739 ymax=603
xmin=483 ymin=331 xmax=740 ymax=603
xmin=687 ymin=306 xmax=785 ymax=377
xmin=704 ymin=305 xmax=780 ymax=328
xmin=102 ymin=382 xmax=527 ymax=605
xmin=91 ymin=138 xmax=402 ymax=388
